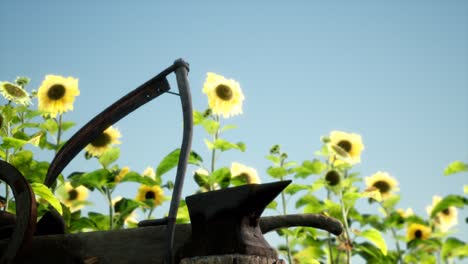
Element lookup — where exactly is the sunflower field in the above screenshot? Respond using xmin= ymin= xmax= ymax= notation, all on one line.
xmin=0 ymin=74 xmax=467 ymax=264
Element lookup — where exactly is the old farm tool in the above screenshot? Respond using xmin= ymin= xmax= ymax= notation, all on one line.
xmin=0 ymin=59 xmax=343 ymax=264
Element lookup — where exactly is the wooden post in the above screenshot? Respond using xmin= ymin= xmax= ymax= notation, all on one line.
xmin=180 ymin=255 xmax=286 ymax=264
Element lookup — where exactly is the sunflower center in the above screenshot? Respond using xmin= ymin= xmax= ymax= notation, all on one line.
xmin=215 ymin=84 xmax=233 ymax=101
xmin=4 ymin=83 xmax=27 ymax=97
xmin=91 ymin=133 xmax=112 ymax=147
xmin=442 ymin=208 xmax=450 ymax=215
xmin=373 ymin=180 xmax=391 ymax=193
xmin=337 ymin=140 xmax=352 ymax=153
xmin=415 ymin=230 xmax=422 ymax=239
xmin=145 ymin=191 xmax=156 ymax=200
xmin=47 ymin=84 xmax=66 ymax=100
xmin=68 ymin=189 xmax=78 ymax=201
xmin=325 ymin=170 xmax=340 ymax=186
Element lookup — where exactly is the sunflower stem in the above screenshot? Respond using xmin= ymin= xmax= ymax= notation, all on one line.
xmin=210 ymin=115 xmax=220 ymax=188
xmin=327 ymin=190 xmax=335 ymax=264
xmin=55 ymin=114 xmax=63 ymax=154
xmin=339 ymin=188 xmax=352 ymax=264
xmin=147 ymin=207 xmax=154 ymax=220
xmin=382 ymin=206 xmax=403 ymax=264
xmin=105 ymin=188 xmax=114 ymax=230
xmin=278 ymin=157 xmax=293 ymax=264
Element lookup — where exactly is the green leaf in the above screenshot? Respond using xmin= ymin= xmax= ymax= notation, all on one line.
xmin=220 ymin=124 xmax=237 ymax=133
xmin=267 ymin=200 xmax=278 ymax=210
xmin=31 ymin=182 xmax=63 ymax=215
xmin=70 ymin=217 xmax=97 ymax=232
xmin=359 ymin=228 xmax=388 ymax=256
xmin=61 ymin=121 xmax=76 ymax=132
xmin=294 ymin=159 xmax=326 ymax=178
xmin=211 ymin=167 xmax=231 ymax=188
xmin=212 ymin=139 xmax=245 ymax=152
xmin=464 ymin=185 xmax=468 ymax=194
xmin=430 ymin=195 xmax=467 ymax=218
xmin=444 ymin=161 xmax=468 ymax=175
xmin=156 ymin=149 xmax=203 ymax=177
xmin=441 ymin=237 xmax=467 ymax=259
xmin=120 ymin=171 xmax=158 ymax=186
xmin=1 ymin=137 xmax=28 ymax=149
xmin=88 ymin=212 xmax=110 ymax=231
xmin=41 ymin=118 xmax=58 ymax=134
xmin=98 ymin=147 xmax=120 ymax=168
xmin=265 ymin=154 xmax=281 ymax=165
xmin=204 ymin=139 xmax=214 ymax=149
xmin=10 ymin=150 xmax=33 ymax=167
xmin=193 ymin=110 xmax=204 ymax=125
xmin=194 ymin=172 xmax=209 ymax=187
xmin=201 ymin=119 xmax=220 ymax=135
xmin=343 ymin=192 xmax=362 ymax=208
xmin=74 ymin=169 xmax=110 ymax=189
xmin=284 ymin=183 xmax=309 ymax=195
xmin=114 ymin=198 xmax=140 ymax=225
xmin=267 ymin=166 xmax=288 ymax=179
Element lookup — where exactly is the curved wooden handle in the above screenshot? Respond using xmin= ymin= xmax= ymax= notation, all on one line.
xmin=0 ymin=160 xmax=37 ymax=264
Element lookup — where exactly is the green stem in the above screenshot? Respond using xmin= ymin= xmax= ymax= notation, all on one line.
xmin=55 ymin=114 xmax=63 ymax=154
xmin=326 ymin=190 xmax=335 ymax=264
xmin=382 ymin=206 xmax=403 ymax=264
xmin=105 ymin=188 xmax=114 ymax=230
xmin=279 ymin=158 xmax=293 ymax=264
xmin=210 ymin=115 xmax=220 ymax=190
xmin=339 ymin=189 xmax=352 ymax=264
xmin=147 ymin=207 xmax=155 ymax=220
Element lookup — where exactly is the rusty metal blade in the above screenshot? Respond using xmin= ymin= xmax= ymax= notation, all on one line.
xmin=44 ymin=73 xmax=171 ymax=187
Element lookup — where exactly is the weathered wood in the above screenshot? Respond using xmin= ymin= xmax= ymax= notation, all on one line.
xmin=180 ymin=255 xmax=286 ymax=264
xmin=0 ymin=225 xmax=191 ymax=264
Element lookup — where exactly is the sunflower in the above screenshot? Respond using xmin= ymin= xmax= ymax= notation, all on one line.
xmin=57 ymin=182 xmax=89 ymax=212
xmin=135 ymin=185 xmax=164 ymax=207
xmin=231 ymin=162 xmax=261 ymax=184
xmin=142 ymin=167 xmax=156 ymax=179
xmin=324 ymin=170 xmax=341 ymax=186
xmin=407 ymin=223 xmax=431 ymax=241
xmin=328 ymin=131 xmax=364 ymax=165
xmin=84 ymin=126 xmax=121 ymax=157
xmin=115 ymin=166 xmax=130 ymax=182
xmin=202 ymin=72 xmax=244 ymax=118
xmin=365 ymin=171 xmax=399 ymax=201
xmin=0 ymin=81 xmax=31 ymax=105
xmin=426 ymin=195 xmax=458 ymax=232
xmin=37 ymin=75 xmax=79 ymax=117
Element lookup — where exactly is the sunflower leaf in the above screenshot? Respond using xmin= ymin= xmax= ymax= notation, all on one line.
xmin=120 ymin=171 xmax=158 ymax=186
xmin=41 ymin=118 xmax=58 ymax=134
xmin=194 ymin=172 xmax=209 ymax=187
xmin=220 ymin=124 xmax=237 ymax=133
xmin=441 ymin=237 xmax=467 ymax=259
xmin=31 ymin=182 xmax=63 ymax=215
xmin=358 ymin=228 xmax=388 ymax=256
xmin=114 ymin=198 xmax=140 ymax=224
xmin=294 ymin=159 xmax=327 ymax=178
xmin=75 ymin=169 xmax=110 ymax=189
xmin=430 ymin=195 xmax=467 ymax=218
xmin=267 ymin=200 xmax=278 ymax=210
xmin=98 ymin=147 xmax=120 ymax=168
xmin=61 ymin=121 xmax=76 ymax=132
xmin=156 ymin=149 xmax=203 ymax=177
xmin=201 ymin=119 xmax=220 ymax=135
xmin=284 ymin=183 xmax=309 ymax=195
xmin=193 ymin=110 xmax=204 ymax=125
xmin=212 ymin=139 xmax=244 ymax=152
xmin=444 ymin=161 xmax=468 ymax=176
xmin=1 ymin=137 xmax=28 ymax=150
xmin=267 ymin=166 xmax=288 ymax=179
xmin=211 ymin=167 xmax=231 ymax=188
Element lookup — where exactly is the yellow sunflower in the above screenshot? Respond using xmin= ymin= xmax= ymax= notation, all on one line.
xmin=135 ymin=185 xmax=164 ymax=207
xmin=0 ymin=81 xmax=31 ymax=105
xmin=426 ymin=195 xmax=458 ymax=232
xmin=37 ymin=75 xmax=79 ymax=117
xmin=56 ymin=182 xmax=89 ymax=212
xmin=142 ymin=167 xmax=156 ymax=179
xmin=202 ymin=72 xmax=244 ymax=118
xmin=231 ymin=162 xmax=261 ymax=184
xmin=84 ymin=126 xmax=121 ymax=157
xmin=365 ymin=171 xmax=399 ymax=201
xmin=115 ymin=166 xmax=130 ymax=182
xmin=407 ymin=223 xmax=431 ymax=241
xmin=328 ymin=131 xmax=364 ymax=165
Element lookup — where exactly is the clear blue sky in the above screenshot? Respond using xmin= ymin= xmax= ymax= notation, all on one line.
xmin=1 ymin=0 xmax=467 ymax=258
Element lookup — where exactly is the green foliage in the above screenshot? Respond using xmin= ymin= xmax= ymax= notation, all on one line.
xmin=430 ymin=195 xmax=467 ymax=218
xmin=444 ymin=160 xmax=468 ymax=176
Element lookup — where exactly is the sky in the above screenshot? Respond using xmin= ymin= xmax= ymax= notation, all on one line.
xmin=1 ymin=0 xmax=467 ymax=261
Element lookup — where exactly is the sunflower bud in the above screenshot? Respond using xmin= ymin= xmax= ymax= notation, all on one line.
xmin=15 ymin=76 xmax=30 ymax=87
xmin=270 ymin=145 xmax=280 ymax=155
